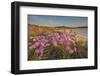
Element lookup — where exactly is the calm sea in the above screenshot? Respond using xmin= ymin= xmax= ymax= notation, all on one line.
xmin=72 ymin=28 xmax=87 ymax=38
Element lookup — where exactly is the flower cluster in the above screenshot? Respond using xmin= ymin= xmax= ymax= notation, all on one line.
xmin=30 ymin=30 xmax=77 ymax=57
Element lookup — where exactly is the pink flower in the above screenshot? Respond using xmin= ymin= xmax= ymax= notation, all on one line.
xmin=65 ymin=47 xmax=74 ymax=54
xmin=35 ymin=47 xmax=44 ymax=57
xmin=65 ymin=44 xmax=77 ymax=54
xmin=52 ymin=41 xmax=58 ymax=47
xmin=32 ymin=41 xmax=40 ymax=48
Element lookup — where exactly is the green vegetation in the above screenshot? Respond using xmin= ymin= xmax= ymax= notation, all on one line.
xmin=28 ymin=24 xmax=88 ymax=60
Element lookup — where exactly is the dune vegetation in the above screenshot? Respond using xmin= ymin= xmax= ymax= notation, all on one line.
xmin=28 ymin=24 xmax=88 ymax=60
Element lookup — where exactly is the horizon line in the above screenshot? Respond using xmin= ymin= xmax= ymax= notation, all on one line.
xmin=28 ymin=23 xmax=88 ymax=27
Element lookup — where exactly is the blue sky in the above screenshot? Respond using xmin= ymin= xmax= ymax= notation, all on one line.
xmin=28 ymin=15 xmax=87 ymax=27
